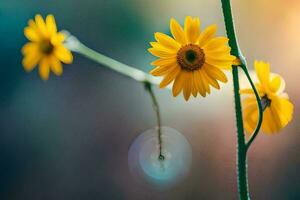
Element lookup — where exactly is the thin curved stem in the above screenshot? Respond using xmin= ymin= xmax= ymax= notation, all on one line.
xmin=240 ymin=64 xmax=263 ymax=152
xmin=144 ymin=81 xmax=164 ymax=161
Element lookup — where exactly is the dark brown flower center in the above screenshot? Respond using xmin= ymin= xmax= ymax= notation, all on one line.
xmin=177 ymin=44 xmax=205 ymax=71
xmin=261 ymin=95 xmax=272 ymax=111
xmin=40 ymin=40 xmax=54 ymax=55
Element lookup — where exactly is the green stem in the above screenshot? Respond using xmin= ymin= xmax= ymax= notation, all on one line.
xmin=241 ymin=64 xmax=263 ymax=151
xmin=144 ymin=81 xmax=164 ymax=161
xmin=220 ymin=0 xmax=249 ymax=199
xmin=64 ymin=34 xmax=159 ymax=85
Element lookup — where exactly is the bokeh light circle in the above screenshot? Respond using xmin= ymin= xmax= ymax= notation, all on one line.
xmin=128 ymin=127 xmax=192 ymax=190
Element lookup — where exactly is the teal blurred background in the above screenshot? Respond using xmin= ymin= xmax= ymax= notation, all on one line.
xmin=0 ymin=0 xmax=299 ymax=199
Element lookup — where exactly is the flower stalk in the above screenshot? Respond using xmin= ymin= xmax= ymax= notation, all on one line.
xmin=220 ymin=0 xmax=249 ymax=198
xmin=64 ymin=33 xmax=160 ymax=85
xmin=144 ymin=81 xmax=165 ymax=161
xmin=220 ymin=0 xmax=263 ymax=199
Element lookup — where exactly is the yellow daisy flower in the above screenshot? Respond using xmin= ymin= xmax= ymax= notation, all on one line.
xmin=22 ymin=14 xmax=73 ymax=80
xmin=148 ymin=16 xmax=235 ymax=100
xmin=241 ymin=61 xmax=294 ymax=134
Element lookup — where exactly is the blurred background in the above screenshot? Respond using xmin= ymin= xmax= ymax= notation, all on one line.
xmin=0 ymin=0 xmax=299 ymax=199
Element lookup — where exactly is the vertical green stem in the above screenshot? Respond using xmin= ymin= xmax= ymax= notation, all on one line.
xmin=220 ymin=0 xmax=249 ymax=199
xmin=232 ymin=67 xmax=249 ymax=200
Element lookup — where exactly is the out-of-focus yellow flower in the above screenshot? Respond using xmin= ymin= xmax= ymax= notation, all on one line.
xmin=240 ymin=61 xmax=294 ymax=134
xmin=148 ymin=16 xmax=235 ymax=100
xmin=22 ymin=14 xmax=73 ymax=80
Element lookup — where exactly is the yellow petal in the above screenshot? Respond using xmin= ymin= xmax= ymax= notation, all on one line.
xmin=148 ymin=47 xmax=176 ymax=58
xmin=51 ymin=32 xmax=65 ymax=45
xmin=243 ymin=102 xmax=258 ymax=134
xmin=262 ymin=107 xmax=279 ymax=133
xmin=243 ymin=99 xmax=257 ymax=116
xmin=172 ymin=71 xmax=186 ymax=97
xmin=198 ymin=70 xmax=210 ymax=94
xmin=151 ymin=57 xmax=177 ymax=67
xmin=54 ymin=45 xmax=73 ymax=64
xmin=269 ymin=75 xmax=282 ymax=93
xmin=35 ymin=14 xmax=48 ymax=37
xmin=184 ymin=16 xmax=200 ymax=44
xmin=270 ymin=106 xmax=284 ymax=131
xmin=240 ymin=88 xmax=254 ymax=94
xmin=240 ymin=84 xmax=264 ymax=96
xmin=159 ymin=66 xmax=180 ymax=88
xmin=150 ymin=63 xmax=178 ymax=76
xmin=206 ymin=54 xmax=236 ymax=61
xmin=28 ymin=19 xmax=37 ymax=29
xmin=194 ymin=70 xmax=206 ymax=97
xmin=184 ymin=16 xmax=193 ymax=34
xmin=22 ymin=52 xmax=41 ymax=72
xmin=242 ymin=97 xmax=257 ymax=106
xmin=183 ymin=73 xmax=192 ymax=100
xmin=191 ymin=72 xmax=198 ymax=97
xmin=202 ymin=69 xmax=220 ymax=89
xmin=197 ymin=24 xmax=217 ymax=47
xmin=170 ymin=18 xmax=187 ymax=45
xmin=203 ymin=64 xmax=228 ymax=83
xmin=204 ymin=48 xmax=231 ymax=58
xmin=150 ymin=42 xmax=177 ymax=53
xmin=46 ymin=14 xmax=57 ymax=36
xmin=50 ymin=56 xmax=63 ymax=76
xmin=254 ymin=60 xmax=270 ymax=89
xmin=24 ymin=27 xmax=40 ymax=41
xmin=27 ymin=19 xmax=42 ymax=38
xmin=204 ymin=46 xmax=231 ymax=54
xmin=39 ymin=57 xmax=50 ymax=80
xmin=232 ymin=58 xmax=241 ymax=66
xmin=271 ymin=98 xmax=293 ymax=128
xmin=21 ymin=42 xmax=38 ymax=55
xmin=203 ymin=37 xmax=229 ymax=51
xmin=191 ymin=85 xmax=197 ymax=97
xmin=154 ymin=32 xmax=180 ymax=50
xmin=205 ymin=55 xmax=235 ymax=70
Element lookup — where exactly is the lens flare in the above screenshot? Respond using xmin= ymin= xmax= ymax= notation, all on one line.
xmin=128 ymin=127 xmax=192 ymax=190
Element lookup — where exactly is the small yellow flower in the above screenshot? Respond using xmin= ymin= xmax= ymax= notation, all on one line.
xmin=148 ymin=16 xmax=235 ymax=100
xmin=22 ymin=14 xmax=73 ymax=80
xmin=240 ymin=61 xmax=294 ymax=134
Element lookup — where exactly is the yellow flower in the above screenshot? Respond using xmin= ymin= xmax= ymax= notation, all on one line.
xmin=240 ymin=61 xmax=294 ymax=134
xmin=148 ymin=16 xmax=235 ymax=100
xmin=22 ymin=14 xmax=73 ymax=80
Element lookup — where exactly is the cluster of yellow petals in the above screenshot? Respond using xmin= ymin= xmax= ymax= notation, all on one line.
xmin=148 ymin=16 xmax=236 ymax=100
xmin=22 ymin=14 xmax=73 ymax=80
xmin=241 ymin=61 xmax=294 ymax=134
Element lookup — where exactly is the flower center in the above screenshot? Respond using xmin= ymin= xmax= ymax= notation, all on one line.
xmin=40 ymin=40 xmax=54 ymax=55
xmin=261 ymin=95 xmax=272 ymax=111
xmin=177 ymin=44 xmax=205 ymax=71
